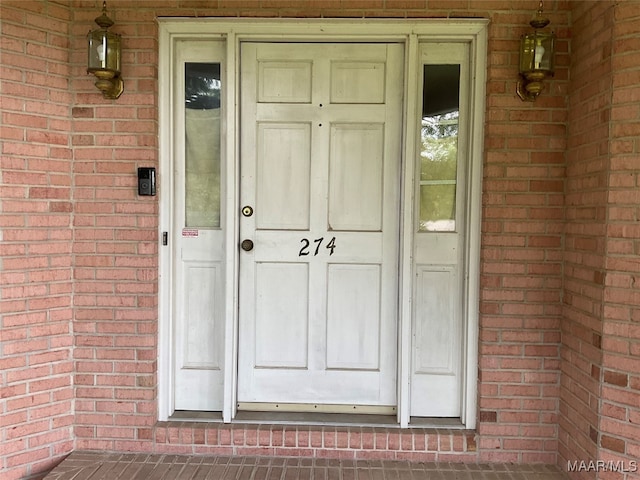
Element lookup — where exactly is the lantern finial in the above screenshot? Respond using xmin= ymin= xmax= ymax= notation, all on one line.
xmin=94 ymin=1 xmax=114 ymax=30
xmin=87 ymin=0 xmax=123 ymax=99
xmin=530 ymin=1 xmax=550 ymax=29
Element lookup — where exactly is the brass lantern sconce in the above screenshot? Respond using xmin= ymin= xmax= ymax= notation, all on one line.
xmin=87 ymin=1 xmax=123 ymax=99
xmin=517 ymin=1 xmax=556 ymax=101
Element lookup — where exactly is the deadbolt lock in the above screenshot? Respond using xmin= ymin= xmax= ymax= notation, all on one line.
xmin=242 ymin=206 xmax=253 ymax=217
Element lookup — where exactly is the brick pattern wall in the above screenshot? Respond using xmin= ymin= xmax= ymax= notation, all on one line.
xmin=600 ymin=1 xmax=640 ymax=476
xmin=69 ymin=3 xmax=160 ymax=455
xmin=152 ymin=423 xmax=477 ymax=462
xmin=561 ymin=1 xmax=614 ymax=477
xmin=562 ymin=2 xmax=640 ymax=479
xmin=478 ymin=0 xmax=568 ymax=465
xmin=0 ymin=2 xmax=74 ymax=480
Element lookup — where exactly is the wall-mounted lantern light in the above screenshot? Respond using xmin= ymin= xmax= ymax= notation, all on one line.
xmin=87 ymin=1 xmax=123 ymax=99
xmin=517 ymin=0 xmax=555 ymax=102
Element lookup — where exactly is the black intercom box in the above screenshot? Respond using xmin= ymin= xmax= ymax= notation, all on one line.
xmin=138 ymin=167 xmax=156 ymax=196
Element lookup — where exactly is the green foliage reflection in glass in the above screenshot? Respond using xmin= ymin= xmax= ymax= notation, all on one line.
xmin=185 ymin=63 xmax=222 ymax=228
xmin=186 ymin=63 xmax=221 ymax=109
xmin=419 ymin=64 xmax=460 ymax=232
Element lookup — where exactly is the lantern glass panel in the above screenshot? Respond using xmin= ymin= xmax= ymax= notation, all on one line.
xmin=537 ymin=32 xmax=555 ymax=73
xmin=519 ymin=31 xmax=555 ymax=74
xmin=87 ymin=30 xmax=121 ymax=74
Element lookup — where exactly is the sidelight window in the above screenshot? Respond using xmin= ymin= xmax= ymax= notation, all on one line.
xmin=418 ymin=64 xmax=460 ymax=233
xmin=184 ymin=62 xmax=222 ymax=228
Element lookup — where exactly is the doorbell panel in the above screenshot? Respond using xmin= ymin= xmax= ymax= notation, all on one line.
xmin=138 ymin=167 xmax=156 ymax=196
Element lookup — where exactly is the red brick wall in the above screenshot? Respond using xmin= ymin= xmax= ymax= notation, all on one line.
xmin=479 ymin=0 xmax=568 ymax=465
xmin=562 ymin=1 xmax=640 ymax=479
xmin=0 ymin=2 xmax=75 ymax=479
xmin=600 ymin=0 xmax=640 ymax=475
xmin=69 ymin=3 xmax=160 ymax=453
xmin=561 ymin=1 xmax=614 ymax=476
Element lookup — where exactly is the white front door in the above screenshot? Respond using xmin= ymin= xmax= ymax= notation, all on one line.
xmin=237 ymin=43 xmax=404 ymax=410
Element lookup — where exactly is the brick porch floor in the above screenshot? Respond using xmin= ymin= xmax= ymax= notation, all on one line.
xmin=44 ymin=451 xmax=569 ymax=479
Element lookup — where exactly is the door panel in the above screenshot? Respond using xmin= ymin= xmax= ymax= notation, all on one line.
xmin=414 ymin=266 xmax=458 ymax=374
xmin=238 ymin=43 xmax=403 ymax=410
xmin=256 ymin=123 xmax=311 ymax=230
xmin=254 ymin=263 xmax=309 ymax=368
xmin=328 ymin=124 xmax=384 ymax=231
xmin=410 ymin=43 xmax=469 ymax=417
xmin=326 ymin=264 xmax=381 ymax=370
xmin=258 ymin=61 xmax=313 ymax=103
xmin=173 ymin=41 xmax=226 ymax=411
xmin=183 ymin=263 xmax=222 ymax=369
xmin=330 ymin=62 xmax=386 ymax=103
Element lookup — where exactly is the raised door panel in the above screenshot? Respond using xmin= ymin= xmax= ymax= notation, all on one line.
xmin=254 ymin=262 xmax=309 ymax=368
xmin=258 ymin=61 xmax=313 ymax=103
xmin=326 ymin=264 xmax=381 ymax=370
xmin=182 ymin=262 xmax=222 ymax=369
xmin=413 ymin=266 xmax=458 ymax=375
xmin=328 ymin=124 xmax=384 ymax=232
xmin=330 ymin=62 xmax=386 ymax=104
xmin=256 ymin=123 xmax=311 ymax=230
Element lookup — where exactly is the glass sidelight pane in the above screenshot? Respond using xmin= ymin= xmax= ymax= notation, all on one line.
xmin=185 ymin=62 xmax=221 ymax=228
xmin=419 ymin=64 xmax=460 ymax=232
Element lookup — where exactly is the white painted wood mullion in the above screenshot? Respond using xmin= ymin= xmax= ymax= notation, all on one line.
xmin=157 ymin=18 xmax=489 ymax=40
xmin=157 ymin=23 xmax=174 ymax=422
xmin=223 ymin=31 xmax=239 ymax=423
xmin=397 ymin=33 xmax=420 ymax=429
xmin=461 ymin=26 xmax=488 ymax=431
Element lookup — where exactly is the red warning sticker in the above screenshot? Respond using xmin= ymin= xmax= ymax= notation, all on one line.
xmin=181 ymin=228 xmax=199 ymax=238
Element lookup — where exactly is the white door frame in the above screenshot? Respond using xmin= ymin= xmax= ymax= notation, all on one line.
xmin=158 ymin=18 xmax=488 ymax=428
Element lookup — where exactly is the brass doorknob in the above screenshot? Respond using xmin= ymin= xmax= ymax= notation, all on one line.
xmin=241 ymin=239 xmax=254 ymax=251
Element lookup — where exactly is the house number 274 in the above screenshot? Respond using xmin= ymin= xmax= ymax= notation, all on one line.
xmin=299 ymin=237 xmax=336 ymax=256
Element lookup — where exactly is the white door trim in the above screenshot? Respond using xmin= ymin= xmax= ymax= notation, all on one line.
xmin=158 ymin=18 xmax=488 ymax=428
